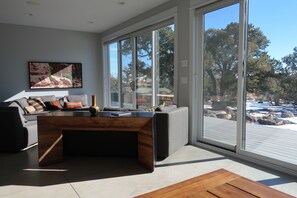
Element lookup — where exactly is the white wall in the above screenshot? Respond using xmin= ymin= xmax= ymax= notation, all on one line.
xmin=0 ymin=23 xmax=102 ymax=106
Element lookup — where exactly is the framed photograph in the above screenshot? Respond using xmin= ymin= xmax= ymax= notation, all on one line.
xmin=28 ymin=62 xmax=82 ymax=89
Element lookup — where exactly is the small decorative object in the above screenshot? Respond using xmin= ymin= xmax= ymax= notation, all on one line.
xmin=89 ymin=95 xmax=100 ymax=116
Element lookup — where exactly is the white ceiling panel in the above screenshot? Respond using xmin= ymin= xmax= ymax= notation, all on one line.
xmin=0 ymin=0 xmax=169 ymax=33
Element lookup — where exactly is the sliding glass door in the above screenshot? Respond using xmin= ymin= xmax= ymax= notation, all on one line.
xmin=108 ymin=42 xmax=119 ymax=107
xmin=156 ymin=24 xmax=175 ymax=105
xmin=195 ymin=0 xmax=297 ymax=171
xmin=244 ymin=0 xmax=297 ymax=167
xmin=136 ymin=32 xmax=153 ymax=109
xmin=197 ymin=1 xmax=240 ymax=150
xmin=120 ymin=38 xmax=134 ymax=108
xmin=107 ymin=22 xmax=175 ymax=109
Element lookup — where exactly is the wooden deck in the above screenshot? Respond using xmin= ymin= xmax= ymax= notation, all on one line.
xmin=204 ymin=117 xmax=297 ymax=165
xmin=136 ymin=169 xmax=294 ymax=198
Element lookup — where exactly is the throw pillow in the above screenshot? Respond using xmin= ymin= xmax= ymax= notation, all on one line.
xmin=27 ymin=98 xmax=46 ymax=112
xmin=44 ymin=100 xmax=63 ymax=110
xmin=15 ymin=97 xmax=30 ymax=108
xmin=24 ymin=106 xmax=36 ymax=114
xmin=36 ymin=97 xmax=46 ymax=108
xmin=64 ymin=101 xmax=83 ymax=109
xmin=66 ymin=95 xmax=88 ymax=106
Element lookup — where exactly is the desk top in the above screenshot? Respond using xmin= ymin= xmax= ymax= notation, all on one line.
xmin=39 ymin=111 xmax=154 ymax=118
xmin=136 ymin=169 xmax=294 ymax=198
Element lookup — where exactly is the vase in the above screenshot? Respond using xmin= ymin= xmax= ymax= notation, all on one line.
xmin=89 ymin=95 xmax=100 ymax=116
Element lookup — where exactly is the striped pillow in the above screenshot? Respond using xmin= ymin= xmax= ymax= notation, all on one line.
xmin=27 ymin=98 xmax=46 ymax=112
xmin=24 ymin=106 xmax=36 ymax=114
xmin=64 ymin=101 xmax=83 ymax=109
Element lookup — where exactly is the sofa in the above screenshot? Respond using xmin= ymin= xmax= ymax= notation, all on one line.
xmin=103 ymin=105 xmax=189 ymax=158
xmin=0 ymin=95 xmax=189 ymax=159
xmin=0 ymin=94 xmax=89 ymax=152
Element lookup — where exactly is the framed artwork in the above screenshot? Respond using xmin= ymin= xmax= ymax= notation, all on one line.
xmin=28 ymin=62 xmax=82 ymax=89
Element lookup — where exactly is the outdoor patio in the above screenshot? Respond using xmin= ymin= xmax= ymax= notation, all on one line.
xmin=204 ymin=117 xmax=297 ymax=165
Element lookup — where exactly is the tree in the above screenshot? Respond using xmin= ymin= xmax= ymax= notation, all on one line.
xmin=110 ymin=75 xmax=118 ymax=92
xmin=120 ymin=26 xmax=174 ymax=92
xmin=282 ymin=47 xmax=297 ymax=74
xmin=204 ymin=23 xmax=283 ymax=105
xmin=158 ymin=26 xmax=174 ymax=91
xmin=281 ymin=47 xmax=297 ymax=103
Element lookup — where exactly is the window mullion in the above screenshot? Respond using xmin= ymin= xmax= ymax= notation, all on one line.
xmin=106 ymin=44 xmax=111 ymax=107
xmin=152 ymin=31 xmax=157 ymax=106
xmin=118 ymin=41 xmax=123 ymax=108
xmin=132 ymin=37 xmax=137 ymax=109
xmin=237 ymin=0 xmax=248 ymax=152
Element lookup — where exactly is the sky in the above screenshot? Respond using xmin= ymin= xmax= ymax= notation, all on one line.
xmin=109 ymin=42 xmax=118 ymax=77
xmin=205 ymin=0 xmax=297 ymax=61
xmin=249 ymin=0 xmax=297 ymax=61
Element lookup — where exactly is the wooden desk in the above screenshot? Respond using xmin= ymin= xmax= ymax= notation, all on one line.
xmin=37 ymin=111 xmax=155 ymax=171
xmin=136 ymin=169 xmax=294 ymax=197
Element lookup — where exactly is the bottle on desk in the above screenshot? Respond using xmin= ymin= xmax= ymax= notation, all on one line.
xmin=89 ymin=95 xmax=100 ymax=116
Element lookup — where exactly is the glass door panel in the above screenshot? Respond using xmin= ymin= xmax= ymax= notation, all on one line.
xmin=156 ymin=24 xmax=175 ymax=105
xmin=136 ymin=32 xmax=153 ymax=109
xmin=107 ymin=22 xmax=175 ymax=109
xmin=201 ymin=3 xmax=239 ymax=148
xmin=244 ymin=0 xmax=297 ymax=165
xmin=108 ymin=42 xmax=119 ymax=107
xmin=120 ymin=38 xmax=134 ymax=108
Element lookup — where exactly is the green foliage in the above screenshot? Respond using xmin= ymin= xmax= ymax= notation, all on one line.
xmin=110 ymin=75 xmax=118 ymax=92
xmin=204 ymin=22 xmax=297 ymax=104
xmin=282 ymin=47 xmax=297 ymax=74
xmin=120 ymin=25 xmax=174 ymax=92
xmin=204 ymin=23 xmax=241 ymax=100
xmin=158 ymin=26 xmax=174 ymax=92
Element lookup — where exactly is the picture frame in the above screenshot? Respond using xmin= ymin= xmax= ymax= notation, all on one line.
xmin=28 ymin=61 xmax=82 ymax=89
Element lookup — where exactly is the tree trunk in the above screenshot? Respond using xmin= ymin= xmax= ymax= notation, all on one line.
xmin=206 ymin=69 xmax=217 ymax=96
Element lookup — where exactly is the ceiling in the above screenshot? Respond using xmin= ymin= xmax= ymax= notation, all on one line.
xmin=0 ymin=0 xmax=170 ymax=33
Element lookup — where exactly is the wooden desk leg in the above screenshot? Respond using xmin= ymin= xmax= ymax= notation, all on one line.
xmin=38 ymin=118 xmax=63 ymax=167
xmin=138 ymin=119 xmax=155 ymax=171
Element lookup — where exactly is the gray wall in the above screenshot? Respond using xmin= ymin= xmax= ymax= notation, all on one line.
xmin=98 ymin=0 xmax=191 ymax=107
xmin=0 ymin=23 xmax=101 ymax=106
xmin=0 ymin=0 xmax=192 ymax=108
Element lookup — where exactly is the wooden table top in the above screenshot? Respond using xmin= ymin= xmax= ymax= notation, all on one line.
xmin=40 ymin=111 xmax=154 ymax=118
xmin=136 ymin=169 xmax=294 ymax=198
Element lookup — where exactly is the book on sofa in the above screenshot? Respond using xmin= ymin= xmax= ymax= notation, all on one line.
xmin=110 ymin=111 xmax=131 ymax=117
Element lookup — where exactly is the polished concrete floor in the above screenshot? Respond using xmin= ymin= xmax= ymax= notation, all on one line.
xmin=0 ymin=145 xmax=296 ymax=198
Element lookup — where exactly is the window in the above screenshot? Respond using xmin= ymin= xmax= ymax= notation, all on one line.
xmin=108 ymin=42 xmax=119 ymax=107
xmin=106 ymin=21 xmax=175 ymax=109
xmin=244 ymin=0 xmax=297 ymax=166
xmin=198 ymin=2 xmax=239 ymax=149
xmin=194 ymin=0 xmax=297 ymax=173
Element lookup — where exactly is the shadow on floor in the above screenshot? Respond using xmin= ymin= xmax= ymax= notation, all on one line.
xmin=0 ymin=146 xmax=150 ymax=187
xmin=155 ymin=157 xmax=227 ymax=168
xmin=257 ymin=177 xmax=295 ymax=186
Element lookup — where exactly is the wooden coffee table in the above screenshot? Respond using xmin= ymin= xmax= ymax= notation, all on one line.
xmin=136 ymin=169 xmax=294 ymax=197
xmin=37 ymin=111 xmax=155 ymax=171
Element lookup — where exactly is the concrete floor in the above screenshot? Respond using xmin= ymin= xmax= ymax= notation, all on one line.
xmin=0 ymin=145 xmax=296 ymax=198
